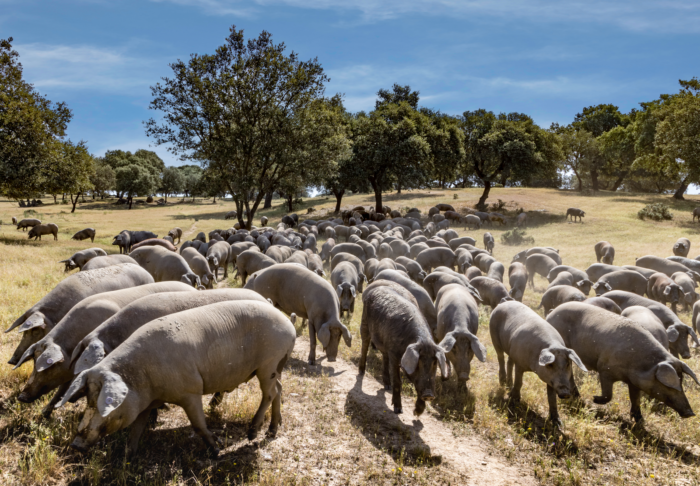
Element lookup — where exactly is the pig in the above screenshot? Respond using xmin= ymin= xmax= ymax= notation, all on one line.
xmin=469 ymin=276 xmax=513 ymax=309
xmin=410 ymin=242 xmax=430 ymax=259
xmin=374 ymin=269 xmax=438 ymax=331
xmin=464 ymin=215 xmax=482 ymax=230
xmin=130 ymin=238 xmax=178 ymax=252
xmin=330 ymin=253 xmax=367 ymax=290
xmin=667 ymin=256 xmax=700 ymax=274
xmin=378 ymin=243 xmax=393 ymax=260
xmin=474 ymin=253 xmax=497 ymax=273
xmin=604 ymin=290 xmax=699 ymax=359
xmin=394 ymin=256 xmax=427 ymax=283
xmin=525 ymin=254 xmax=558 ymax=288
xmin=673 ymin=238 xmax=691 ymax=257
xmin=434 ymin=284 xmax=487 ymax=384
xmin=359 ymin=281 xmax=448 ymax=415
xmin=305 ymin=251 xmax=325 ymax=277
xmin=112 ymin=230 xmax=158 ymax=254
xmin=16 ymin=218 xmax=41 ymax=231
xmin=57 ymin=301 xmax=296 ymax=455
xmin=12 ymin=216 xmax=17 ymax=225
xmin=236 ymin=249 xmax=276 ymax=284
xmin=320 ymin=238 xmax=336 ymax=264
xmin=539 ymin=285 xmax=587 ymax=314
xmin=244 ymin=264 xmax=351 ymax=365
xmin=331 ymin=262 xmax=359 ymax=315
xmin=512 ymin=247 xmax=562 ymax=266
xmin=547 ymin=271 xmax=575 ymax=290
xmin=206 ymin=241 xmax=232 ymax=279
xmin=672 ymin=271 xmax=699 ymax=311
xmin=592 ymin=270 xmax=648 ymax=296
xmin=490 ymin=301 xmax=587 ymax=425
xmin=566 ymin=208 xmax=585 ymax=222
xmin=129 ymin=246 xmax=201 ymax=288
xmin=546 ymin=266 xmax=594 ymax=295
xmin=330 ymin=243 xmax=367 ymax=263
xmin=261 ymin=216 xmax=269 ymax=226
xmin=224 ymin=210 xmax=237 ymax=220
xmin=416 ymin=247 xmax=457 ymax=272
xmin=82 ymin=255 xmax=138 ymax=271
xmin=455 ymin=248 xmax=473 ymax=273
xmin=265 ymin=246 xmax=295 ymax=263
xmin=508 ymin=262 xmax=528 ymax=302
xmin=547 ymin=302 xmax=699 ymax=422
xmin=389 ymin=240 xmax=411 ymax=259
xmin=181 ymin=248 xmax=217 ymax=289
xmin=694 ymin=207 xmax=700 ymax=222
xmin=372 ymin=259 xmax=407 ymax=279
xmin=465 ymin=267 xmax=483 ymax=280
xmin=167 ymin=227 xmax=182 ymax=244
xmin=71 ymin=228 xmax=96 ymax=243
xmin=622 ymin=265 xmax=658 ymax=279
xmin=647 ymin=272 xmax=683 ymax=313
xmin=59 ymin=248 xmax=108 ymax=271
xmin=583 ymin=296 xmax=622 ymax=314
xmin=5 ymin=263 xmax=154 ymax=366
xmin=228 ymin=241 xmax=258 ymax=265
xmin=594 ymin=241 xmax=615 ymax=264
xmin=483 ymin=232 xmax=495 ymax=253
xmin=635 ymin=255 xmax=698 ymax=280
xmin=12 ymin=282 xmax=196 ymax=416
xmin=302 ymin=233 xmax=318 ymax=254
xmin=486 ymin=262 xmax=505 ymax=282
xmin=447 ymin=236 xmax=477 ymax=251
xmin=425 ymin=238 xmax=450 ymax=249
xmin=28 ymin=223 xmax=58 ymax=241
xmin=585 ymin=263 xmax=623 ymax=282
xmin=194 ymin=231 xmax=207 ymax=242
xmin=516 ymin=213 xmax=527 ymax=227
xmin=363 ymin=258 xmax=380 ymax=282
xmin=621 ymin=306 xmax=674 ymax=351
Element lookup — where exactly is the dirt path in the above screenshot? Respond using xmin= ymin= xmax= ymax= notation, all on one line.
xmin=182 ymin=221 xmax=198 ymax=238
xmin=293 ymin=338 xmax=536 ymax=486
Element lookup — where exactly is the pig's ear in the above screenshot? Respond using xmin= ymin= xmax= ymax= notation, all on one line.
xmin=468 ymin=334 xmax=487 ymax=362
xmin=289 ymin=313 xmax=297 ymax=325
xmin=350 ymin=286 xmax=356 ymax=298
xmin=97 ymin=371 xmax=129 ymax=417
xmin=18 ymin=312 xmax=48 ymax=333
xmin=337 ymin=322 xmax=352 ymax=347
xmin=336 ymin=285 xmax=343 ymax=297
xmin=655 ymin=362 xmax=683 ymax=391
xmin=435 ymin=349 xmax=448 ymax=379
xmin=580 ymin=281 xmax=590 ymax=289
xmin=567 ymin=349 xmax=587 ymax=372
xmin=681 ymin=361 xmax=700 ymax=386
xmin=686 ymin=326 xmax=700 ymax=347
xmin=74 ymin=341 xmax=106 ymax=374
xmin=400 ymin=344 xmax=420 ymax=375
xmin=667 ymin=325 xmax=680 ymax=343
xmin=36 ymin=343 xmax=64 ymax=372
xmin=438 ymin=332 xmax=456 ymax=353
xmin=466 ymin=285 xmax=482 ymax=303
xmin=12 ymin=343 xmax=37 ymax=370
xmin=56 ymin=371 xmax=88 ymax=409
xmin=663 ymin=286 xmax=672 ymax=296
xmin=538 ymin=349 xmax=556 ymax=366
xmin=604 ymin=283 xmax=612 ymax=291
xmin=317 ymin=323 xmax=331 ymax=348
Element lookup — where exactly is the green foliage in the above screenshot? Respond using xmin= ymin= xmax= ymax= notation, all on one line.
xmin=42 ymin=140 xmax=95 ymax=209
xmin=572 ymin=104 xmax=628 ymax=137
xmin=490 ymin=199 xmax=507 ymax=211
xmin=90 ymin=161 xmax=115 ymax=197
xmin=500 ymin=228 xmax=534 ymax=246
xmin=160 ymin=167 xmax=185 ymax=201
xmin=637 ymin=203 xmax=673 ymax=221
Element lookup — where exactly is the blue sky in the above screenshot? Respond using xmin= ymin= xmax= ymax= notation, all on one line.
xmin=3 ymin=0 xmax=698 ymax=167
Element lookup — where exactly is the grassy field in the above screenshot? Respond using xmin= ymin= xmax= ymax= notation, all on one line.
xmin=1 ymin=188 xmax=700 ymax=485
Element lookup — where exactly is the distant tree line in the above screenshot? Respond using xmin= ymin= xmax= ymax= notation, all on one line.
xmin=2 ymin=31 xmax=699 ymax=223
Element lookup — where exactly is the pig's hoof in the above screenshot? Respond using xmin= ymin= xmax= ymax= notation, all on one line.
xmin=247 ymin=428 xmax=259 ymax=441
xmin=631 ymin=411 xmax=644 ymax=423
xmin=593 ymin=395 xmax=610 ymax=405
xmin=414 ymin=401 xmax=426 ymax=416
xmin=393 ymin=406 xmax=403 ymax=414
xmin=266 ymin=427 xmax=278 ymax=439
xmin=550 ymin=416 xmax=562 ymax=428
xmin=307 ymin=359 xmax=315 ymax=366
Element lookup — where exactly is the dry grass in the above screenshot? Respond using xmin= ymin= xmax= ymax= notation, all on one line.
xmin=2 ymin=188 xmax=700 ymax=484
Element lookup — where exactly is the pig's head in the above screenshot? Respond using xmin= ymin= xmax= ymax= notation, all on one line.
xmin=207 ymin=256 xmax=219 ymax=272
xmin=13 ymin=339 xmax=71 ymax=403
xmin=336 ymin=283 xmax=356 ymax=314
xmin=602 ymin=254 xmax=614 ymax=265
xmin=536 ymin=347 xmax=587 ymax=399
xmin=59 ymin=258 xmax=78 ymax=272
xmin=511 ymin=251 xmax=527 ymax=264
xmin=27 ymin=228 xmax=37 ymax=239
xmin=592 ymin=281 xmax=613 ymax=296
xmin=438 ymin=330 xmax=486 ymax=382
xmin=576 ymin=279 xmax=594 ymax=296
xmin=70 ymin=338 xmax=107 ymax=375
xmin=180 ymin=272 xmax=201 ymax=289
xmin=684 ymin=290 xmax=699 ymax=307
xmin=667 ymin=324 xmax=699 ymax=360
xmin=400 ymin=341 xmax=448 ymax=414
xmin=317 ymin=320 xmax=352 ymax=362
xmin=635 ymin=359 xmax=698 ymax=418
xmin=664 ymin=283 xmax=682 ymax=304
xmin=57 ymin=369 xmax=138 ymax=451
xmin=6 ymin=311 xmax=53 ymax=366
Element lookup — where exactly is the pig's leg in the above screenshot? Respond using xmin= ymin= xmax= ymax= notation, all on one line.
xmin=180 ymin=395 xmax=219 ymax=453
xmin=308 ymin=321 xmax=317 ymax=365
xmin=209 ymin=392 xmax=224 ymax=408
xmin=267 ymin=380 xmax=283 ymax=438
xmin=506 ymin=356 xmax=515 ymax=388
xmin=127 ymin=408 xmax=153 ymax=456
xmin=496 ymin=349 xmax=506 ymax=386
xmin=390 ymin=356 xmax=403 ymax=414
xmin=358 ymin=323 xmax=370 ymax=375
xmin=510 ymin=364 xmax=524 ymax=403
xmin=547 ymin=385 xmax=561 ymax=426
xmin=569 ymin=370 xmax=580 ymax=398
xmin=382 ymin=353 xmax=391 ymax=390
xmin=593 ymin=373 xmax=614 ymax=404
xmin=42 ymin=382 xmax=71 ymax=418
xmin=249 ymin=372 xmax=276 ymax=440
xmin=628 ymin=384 xmax=643 ymax=423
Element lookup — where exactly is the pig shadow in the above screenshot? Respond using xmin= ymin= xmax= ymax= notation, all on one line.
xmin=286 ymin=356 xmax=348 ymax=379
xmin=488 ymin=387 xmax=580 ymax=458
xmin=343 ymin=374 xmax=441 ymax=468
xmin=433 ymin=378 xmax=477 ymax=421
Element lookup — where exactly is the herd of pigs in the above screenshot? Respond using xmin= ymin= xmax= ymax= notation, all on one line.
xmin=6 ymin=203 xmax=700 ymax=459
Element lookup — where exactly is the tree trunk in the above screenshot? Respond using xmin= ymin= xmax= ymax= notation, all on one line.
xmin=477 ymin=180 xmax=492 ymax=210
xmin=212 ymin=195 xmax=216 ymax=203
xmin=244 ymin=192 xmax=265 ymax=230
xmin=333 ymin=189 xmax=345 ymax=214
xmin=71 ymin=193 xmax=80 ymax=213
xmin=610 ymin=171 xmax=628 ymax=192
xmin=673 ymin=177 xmax=689 ymax=200
xmin=370 ymin=179 xmax=382 ymax=214
xmin=53 ymin=195 xmax=57 ymax=204
xmin=263 ymin=190 xmax=273 ymax=209
xmin=62 ymin=194 xmax=65 ymax=202
xmin=286 ymin=195 xmax=294 ymax=212
xmin=128 ymin=196 xmax=133 ymax=210
xmin=573 ymin=170 xmax=583 ymax=192
xmin=397 ymin=181 xmax=402 ymax=195
xmin=591 ymin=167 xmax=599 ymax=191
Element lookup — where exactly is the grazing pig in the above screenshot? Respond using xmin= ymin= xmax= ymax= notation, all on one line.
xmin=594 ymin=241 xmax=615 ymax=264
xmin=82 ymin=255 xmax=137 ymax=271
xmin=129 ymin=246 xmax=201 ymax=288
xmin=12 ymin=216 xmax=17 ymax=224
xmin=516 ymin=212 xmax=527 ymax=227
xmin=455 ymin=248 xmax=473 ymax=273
xmin=305 ymin=251 xmax=325 ymax=277
xmin=320 ymin=238 xmax=336 ymax=264
xmin=167 ymin=227 xmax=182 ymax=243
xmin=487 ymin=262 xmax=505 ymax=282
xmin=512 ymin=247 xmax=562 ymax=266
xmin=181 ymin=248 xmax=217 ymax=289
xmin=236 ymin=250 xmax=276 ymax=284
xmin=436 ymin=203 xmax=454 ymax=212
xmin=28 ymin=223 xmax=58 ymax=241
xmin=416 ymin=247 xmax=457 ymax=272
xmin=474 ymin=253 xmax=497 ymax=273
xmin=448 ymin=237 xmax=478 ymax=251
xmin=330 ymin=253 xmax=367 ymax=289
xmin=130 ymin=238 xmax=178 ymax=252
xmin=330 ymin=243 xmax=367 ymax=263
xmin=539 ymin=286 xmax=587 ymax=315
xmin=566 ymin=208 xmax=585 ymax=222
xmin=465 ymin=267 xmax=483 ymax=280
xmin=546 ymin=266 xmax=593 ymax=295
xmin=464 ymin=215 xmax=482 ymax=230
xmin=58 ymin=301 xmax=296 ymax=455
xmin=621 ymin=306 xmax=673 ymax=351
xmin=469 ymin=276 xmax=513 ymax=309
xmin=547 ymin=302 xmax=698 ymax=421
xmin=525 ymin=254 xmax=558 ymax=288
xmin=604 ymin=291 xmax=699 ymax=359
xmin=585 ymin=263 xmax=623 ymax=282
xmin=389 ymin=240 xmax=411 ymax=259
xmin=194 ymin=231 xmax=207 ymax=243
xmin=435 ymin=284 xmax=487 ymax=384
xmin=207 ymin=241 xmax=232 ymax=279
xmin=667 ymin=256 xmax=700 ymax=274
xmin=331 ymin=262 xmax=359 ymax=315
xmin=694 ymin=207 xmax=700 ymax=222
xmin=260 ymin=216 xmax=268 ymax=226
xmin=374 ymin=269 xmax=438 ymax=331
xmin=266 ymin=246 xmax=295 ymax=263
xmin=583 ymin=296 xmax=622 ymax=314
xmin=483 ymin=232 xmax=495 ymax=253
xmin=5 ymin=264 xmax=154 ymax=366
xmin=16 ymin=218 xmax=41 ymax=231
xmin=71 ymin=228 xmax=96 ymax=243
xmin=547 ymin=271 xmax=575 ymax=289
xmin=671 ymin=271 xmax=699 ymax=311
xmin=228 ymin=242 xmax=258 ymax=265
xmin=635 ymin=255 xmax=699 ymax=280
xmin=13 ymin=282 xmax=195 ymax=416
xmin=359 ymin=282 xmax=448 ymax=414
xmin=647 ymin=272 xmax=683 ymax=313
xmin=112 ymin=230 xmax=158 ymax=254
xmin=410 ymin=242 xmax=430 ymax=259
xmin=490 ymin=301 xmax=587 ymax=425
xmin=395 ymin=256 xmax=427 ymax=283
xmin=245 ymin=264 xmax=351 ymax=365
xmin=224 ymin=210 xmax=237 ymax=220
xmin=592 ymin=270 xmax=648 ymax=296
xmin=622 ymin=265 xmax=658 ymax=279
xmin=59 ymin=248 xmax=108 ymax=271
xmin=673 ymin=238 xmax=691 ymax=257
xmin=508 ymin=262 xmax=528 ymax=302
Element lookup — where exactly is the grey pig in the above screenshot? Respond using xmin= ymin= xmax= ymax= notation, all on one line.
xmin=28 ymin=223 xmax=58 ymax=241
xmin=374 ymin=269 xmax=438 ymax=332
xmin=395 ymin=256 xmax=427 ymax=284
xmin=592 ymin=270 xmax=648 ymax=296
xmin=621 ymin=306 xmax=673 ymax=352
xmin=236 ymin=249 xmax=276 ymax=284
xmin=546 ymin=265 xmax=594 ymax=295
xmin=469 ymin=276 xmax=513 ymax=309
xmin=525 ymin=254 xmax=558 ymax=288
xmin=331 ymin=261 xmax=359 ymax=316
xmin=181 ymin=247 xmax=217 ymax=289
xmin=483 ymin=232 xmax=495 ymax=253
xmin=673 ymin=238 xmax=691 ymax=257
xmin=129 ymin=246 xmax=201 ymax=288
xmin=594 ymin=241 xmax=615 ymax=264
xmin=539 ymin=285 xmax=586 ymax=315
xmin=647 ymin=272 xmax=683 ymax=313
xmin=59 ymin=248 xmax=107 ymax=271
xmin=508 ymin=262 xmax=528 ymax=301
xmin=71 ymin=228 xmax=96 ymax=243
xmin=82 ymin=255 xmax=138 ymax=271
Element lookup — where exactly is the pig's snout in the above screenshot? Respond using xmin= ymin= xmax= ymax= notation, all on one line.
xmin=326 ymin=356 xmax=337 ymax=362
xmin=681 ymin=351 xmax=691 ymax=360
xmin=7 ymin=357 xmax=18 ymax=366
xmin=421 ymin=390 xmax=435 ymax=401
xmin=458 ymin=372 xmax=470 ymax=381
xmin=17 ymin=392 xmax=35 ymax=403
xmin=680 ymin=408 xmax=695 ymax=419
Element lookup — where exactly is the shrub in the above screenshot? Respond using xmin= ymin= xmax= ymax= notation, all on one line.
xmin=501 ymin=228 xmax=535 ymax=246
xmin=637 ymin=203 xmax=673 ymax=221
xmin=453 ymin=194 xmax=458 ymax=200
xmin=490 ymin=199 xmax=507 ymax=211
